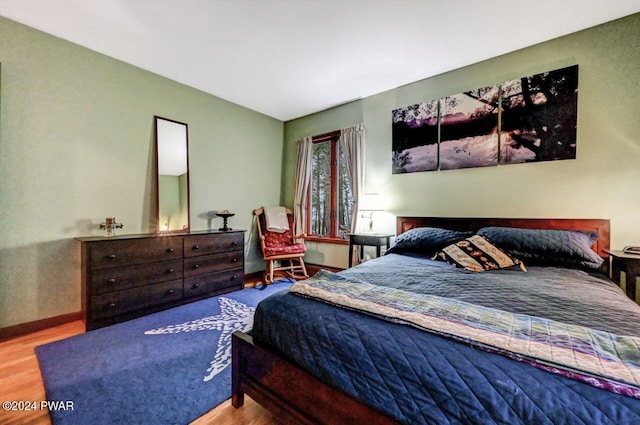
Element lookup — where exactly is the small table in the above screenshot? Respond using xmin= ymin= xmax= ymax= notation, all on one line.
xmin=605 ymin=250 xmax=640 ymax=301
xmin=348 ymin=233 xmax=393 ymax=267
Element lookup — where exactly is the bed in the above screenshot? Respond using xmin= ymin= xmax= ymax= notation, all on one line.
xmin=232 ymin=217 xmax=640 ymax=424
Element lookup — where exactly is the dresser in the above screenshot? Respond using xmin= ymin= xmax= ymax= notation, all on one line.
xmin=78 ymin=230 xmax=245 ymax=330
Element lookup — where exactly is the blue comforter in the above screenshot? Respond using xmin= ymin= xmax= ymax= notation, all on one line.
xmin=252 ymin=254 xmax=640 ymax=424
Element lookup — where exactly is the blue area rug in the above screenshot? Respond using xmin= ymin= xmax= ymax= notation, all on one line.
xmin=35 ymin=280 xmax=293 ymax=425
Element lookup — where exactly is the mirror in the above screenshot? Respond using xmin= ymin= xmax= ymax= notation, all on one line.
xmin=155 ymin=116 xmax=190 ymax=232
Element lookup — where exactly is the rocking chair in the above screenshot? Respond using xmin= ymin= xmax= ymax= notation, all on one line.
xmin=253 ymin=207 xmax=309 ymax=285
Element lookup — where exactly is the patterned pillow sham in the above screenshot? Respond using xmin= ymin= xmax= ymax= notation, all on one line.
xmin=476 ymin=226 xmax=603 ymax=269
xmin=435 ymin=235 xmax=526 ymax=272
xmin=386 ymin=227 xmax=473 ymax=257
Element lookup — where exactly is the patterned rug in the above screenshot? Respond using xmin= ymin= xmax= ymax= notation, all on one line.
xmin=35 ymin=280 xmax=293 ymax=425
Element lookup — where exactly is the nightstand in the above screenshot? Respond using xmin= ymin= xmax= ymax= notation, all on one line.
xmin=605 ymin=250 xmax=640 ymax=302
xmin=348 ymin=233 xmax=393 ymax=267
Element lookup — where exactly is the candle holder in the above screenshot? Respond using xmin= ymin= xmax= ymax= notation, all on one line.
xmin=216 ymin=211 xmax=235 ymax=231
xmin=100 ymin=217 xmax=123 ymax=237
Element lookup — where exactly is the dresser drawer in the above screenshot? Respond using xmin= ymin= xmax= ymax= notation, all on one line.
xmin=89 ymin=237 xmax=183 ymax=269
xmin=184 ymin=251 xmax=244 ymax=277
xmin=90 ymin=259 xmax=183 ymax=295
xmin=184 ymin=269 xmax=244 ymax=297
xmin=184 ymin=232 xmax=243 ymax=257
xmin=90 ymin=279 xmax=183 ymax=320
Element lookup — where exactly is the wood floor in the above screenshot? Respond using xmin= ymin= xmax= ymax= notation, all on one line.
xmin=0 ymin=321 xmax=278 ymax=425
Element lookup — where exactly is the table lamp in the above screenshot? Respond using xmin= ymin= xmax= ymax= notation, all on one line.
xmin=359 ymin=193 xmax=384 ymax=232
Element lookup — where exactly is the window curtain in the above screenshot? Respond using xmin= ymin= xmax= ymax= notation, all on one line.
xmin=339 ymin=124 xmax=365 ymax=233
xmin=293 ymin=136 xmax=313 ymax=240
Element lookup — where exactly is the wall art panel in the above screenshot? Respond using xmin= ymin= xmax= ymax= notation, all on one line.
xmin=500 ymin=65 xmax=579 ymax=164
xmin=392 ymin=100 xmax=438 ymax=174
xmin=439 ymin=85 xmax=499 ymax=170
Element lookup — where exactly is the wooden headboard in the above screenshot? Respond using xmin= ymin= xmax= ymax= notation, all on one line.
xmin=396 ymin=217 xmax=611 ymax=258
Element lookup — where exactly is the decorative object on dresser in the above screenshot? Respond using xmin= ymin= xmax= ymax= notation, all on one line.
xmin=99 ymin=217 xmax=123 ymax=237
xmin=216 ymin=209 xmax=235 ymax=231
xmin=78 ymin=230 xmax=245 ymax=330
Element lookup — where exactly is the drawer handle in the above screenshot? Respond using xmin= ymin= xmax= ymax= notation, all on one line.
xmin=231 ymin=241 xmax=238 ymax=246
xmin=108 ymin=303 xmax=117 ymax=308
xmin=192 ymin=264 xmax=199 ymax=269
xmin=167 ymin=289 xmax=175 ymax=295
xmin=167 ymin=248 xmax=174 ymax=253
xmin=167 ymin=268 xmax=174 ymax=274
xmin=232 ymin=275 xmax=238 ymax=280
xmin=231 ymin=258 xmax=238 ymax=263
xmin=193 ymin=283 xmax=200 ymax=289
xmin=107 ymin=254 xmax=116 ymax=259
xmin=107 ymin=278 xmax=117 ymax=283
xmin=193 ymin=245 xmax=200 ymax=250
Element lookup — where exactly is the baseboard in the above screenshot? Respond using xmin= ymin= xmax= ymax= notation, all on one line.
xmin=0 ymin=311 xmax=84 ymax=342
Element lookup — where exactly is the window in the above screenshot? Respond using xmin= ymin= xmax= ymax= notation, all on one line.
xmin=307 ymin=131 xmax=354 ymax=239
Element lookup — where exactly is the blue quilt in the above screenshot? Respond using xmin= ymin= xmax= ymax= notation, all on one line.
xmin=252 ymin=254 xmax=640 ymax=424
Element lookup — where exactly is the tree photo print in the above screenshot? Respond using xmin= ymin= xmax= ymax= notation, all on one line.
xmin=500 ymin=65 xmax=578 ymax=164
xmin=439 ymin=85 xmax=499 ymax=170
xmin=391 ymin=65 xmax=579 ymax=174
xmin=391 ymin=99 xmax=439 ymax=173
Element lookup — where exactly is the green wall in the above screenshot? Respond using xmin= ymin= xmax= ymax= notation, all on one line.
xmin=0 ymin=17 xmax=284 ymax=328
xmin=283 ymin=13 xmax=640 ymax=268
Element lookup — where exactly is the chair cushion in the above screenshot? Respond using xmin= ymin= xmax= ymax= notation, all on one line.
xmin=265 ymin=242 xmax=307 ymax=257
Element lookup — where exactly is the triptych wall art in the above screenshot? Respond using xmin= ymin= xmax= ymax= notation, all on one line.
xmin=392 ymin=65 xmax=579 ymax=174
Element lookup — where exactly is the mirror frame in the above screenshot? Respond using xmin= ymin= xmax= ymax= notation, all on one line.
xmin=154 ymin=116 xmax=190 ymax=233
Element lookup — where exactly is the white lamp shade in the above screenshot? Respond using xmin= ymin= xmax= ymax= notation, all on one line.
xmin=359 ymin=193 xmax=384 ymax=211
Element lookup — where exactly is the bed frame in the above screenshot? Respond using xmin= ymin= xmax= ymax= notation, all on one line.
xmin=232 ymin=217 xmax=611 ymax=425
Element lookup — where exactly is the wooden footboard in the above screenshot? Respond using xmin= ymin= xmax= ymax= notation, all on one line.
xmin=232 ymin=331 xmax=399 ymax=425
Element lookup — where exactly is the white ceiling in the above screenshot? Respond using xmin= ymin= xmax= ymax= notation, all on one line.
xmin=1 ymin=0 xmax=639 ymax=121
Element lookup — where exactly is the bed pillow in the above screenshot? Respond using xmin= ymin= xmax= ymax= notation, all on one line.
xmin=435 ymin=235 xmax=526 ymax=272
xmin=476 ymin=226 xmax=604 ymax=269
xmin=386 ymin=227 xmax=473 ymax=257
